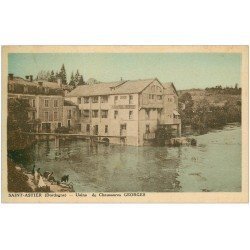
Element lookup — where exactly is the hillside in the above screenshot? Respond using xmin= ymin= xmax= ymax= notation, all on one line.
xmin=178 ymin=88 xmax=241 ymax=107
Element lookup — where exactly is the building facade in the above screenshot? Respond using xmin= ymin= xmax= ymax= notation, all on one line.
xmin=8 ymin=74 xmax=64 ymax=132
xmin=62 ymin=100 xmax=79 ymax=130
xmin=66 ymin=78 xmax=181 ymax=146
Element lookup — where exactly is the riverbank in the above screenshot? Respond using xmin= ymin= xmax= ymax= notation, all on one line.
xmin=8 ymin=158 xmax=74 ymax=192
xmin=181 ymin=122 xmax=241 ymax=137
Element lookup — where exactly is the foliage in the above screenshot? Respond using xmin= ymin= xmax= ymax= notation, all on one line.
xmin=8 ymin=159 xmax=33 ymax=192
xmin=178 ymin=92 xmax=194 ymax=125
xmin=179 ymin=90 xmax=241 ymax=134
xmin=69 ymin=72 xmax=75 ymax=86
xmin=154 ymin=127 xmax=174 ymax=146
xmin=205 ymin=84 xmax=241 ymax=95
xmin=36 ymin=70 xmax=50 ymax=81
xmin=78 ymin=75 xmax=85 ymax=85
xmin=8 ymin=98 xmax=30 ymax=132
xmin=68 ymin=70 xmax=85 ymax=87
xmin=7 ymin=98 xmax=36 ymax=150
xmin=59 ymin=64 xmax=67 ymax=85
xmin=48 ymin=70 xmax=56 ymax=82
xmin=36 ymin=65 xmax=86 ymax=87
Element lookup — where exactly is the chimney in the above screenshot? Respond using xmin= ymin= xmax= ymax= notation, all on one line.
xmin=25 ymin=75 xmax=29 ymax=80
xmin=8 ymin=73 xmax=14 ymax=81
xmin=29 ymin=75 xmax=33 ymax=82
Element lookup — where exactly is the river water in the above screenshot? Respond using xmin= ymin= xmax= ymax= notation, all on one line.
xmin=10 ymin=125 xmax=241 ymax=192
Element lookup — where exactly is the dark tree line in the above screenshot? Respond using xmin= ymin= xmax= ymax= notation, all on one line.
xmin=36 ymin=64 xmax=86 ymax=87
xmin=179 ymin=92 xmax=241 ymax=134
xmin=205 ymin=84 xmax=241 ymax=95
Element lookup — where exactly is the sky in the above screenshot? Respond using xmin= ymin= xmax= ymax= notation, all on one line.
xmin=8 ymin=53 xmax=242 ymax=90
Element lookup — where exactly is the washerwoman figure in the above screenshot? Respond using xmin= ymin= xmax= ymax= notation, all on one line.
xmin=34 ymin=167 xmax=41 ymax=185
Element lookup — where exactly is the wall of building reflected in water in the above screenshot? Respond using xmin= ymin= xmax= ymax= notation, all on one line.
xmin=8 ymin=125 xmax=241 ymax=192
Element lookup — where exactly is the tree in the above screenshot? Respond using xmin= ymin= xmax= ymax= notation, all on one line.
xmin=179 ymin=92 xmax=194 ymax=126
xmin=78 ymin=75 xmax=85 ymax=85
xmin=48 ymin=70 xmax=56 ymax=82
xmin=87 ymin=78 xmax=99 ymax=84
xmin=74 ymin=70 xmax=80 ymax=85
xmin=59 ymin=64 xmax=67 ymax=85
xmin=8 ymin=98 xmax=30 ymax=132
xmin=69 ymin=72 xmax=75 ymax=87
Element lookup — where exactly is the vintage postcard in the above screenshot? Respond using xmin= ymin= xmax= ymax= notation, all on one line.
xmin=1 ymin=46 xmax=249 ymax=203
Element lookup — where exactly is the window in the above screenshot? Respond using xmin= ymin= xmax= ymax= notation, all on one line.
xmin=101 ymin=96 xmax=108 ymax=103
xmin=114 ymin=96 xmax=118 ymax=104
xmin=86 ymin=124 xmax=90 ymax=132
xmin=120 ymin=96 xmax=127 ymax=99
xmin=77 ymin=124 xmax=81 ymax=131
xmin=92 ymin=96 xmax=99 ymax=103
xmin=44 ymin=99 xmax=49 ymax=107
xmin=93 ymin=125 xmax=98 ymax=135
xmin=129 ymin=95 xmax=133 ymax=104
xmin=101 ymin=110 xmax=108 ymax=118
xmin=84 ymin=97 xmax=90 ymax=103
xmin=67 ymin=120 xmax=71 ymax=127
xmin=54 ymin=99 xmax=58 ymax=107
xmin=157 ymin=95 xmax=162 ymax=100
xmin=67 ymin=110 xmax=72 ymax=119
xmin=83 ymin=110 xmax=90 ymax=118
xmin=32 ymin=111 xmax=36 ymax=120
xmin=168 ymin=98 xmax=172 ymax=102
xmin=79 ymin=110 xmax=82 ymax=117
xmin=114 ymin=110 xmax=118 ymax=119
xmin=32 ymin=99 xmax=36 ymax=107
xmin=58 ymin=122 xmax=62 ymax=128
xmin=129 ymin=110 xmax=133 ymax=120
xmin=105 ymin=125 xmax=108 ymax=133
xmin=120 ymin=124 xmax=127 ymax=135
xmin=44 ymin=111 xmax=49 ymax=121
xmin=149 ymin=94 xmax=155 ymax=100
xmin=92 ymin=110 xmax=98 ymax=118
xmin=145 ymin=109 xmax=150 ymax=119
xmin=54 ymin=111 xmax=58 ymax=121
xmin=146 ymin=124 xmax=150 ymax=133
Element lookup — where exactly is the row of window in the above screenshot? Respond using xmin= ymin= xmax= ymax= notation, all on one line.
xmin=29 ymin=99 xmax=60 ymax=108
xmin=80 ymin=109 xmax=134 ymax=120
xmin=150 ymin=85 xmax=162 ymax=93
xmin=145 ymin=109 xmax=162 ymax=119
xmin=44 ymin=99 xmax=59 ymax=107
xmin=149 ymin=94 xmax=163 ymax=100
xmin=78 ymin=95 xmax=134 ymax=104
xmin=83 ymin=124 xmax=109 ymax=134
xmin=44 ymin=111 xmax=59 ymax=121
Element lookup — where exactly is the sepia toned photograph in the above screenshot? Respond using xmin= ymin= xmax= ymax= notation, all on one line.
xmin=1 ymin=46 xmax=248 ymax=203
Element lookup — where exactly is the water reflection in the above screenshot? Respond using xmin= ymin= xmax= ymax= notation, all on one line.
xmin=8 ymin=125 xmax=241 ymax=192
